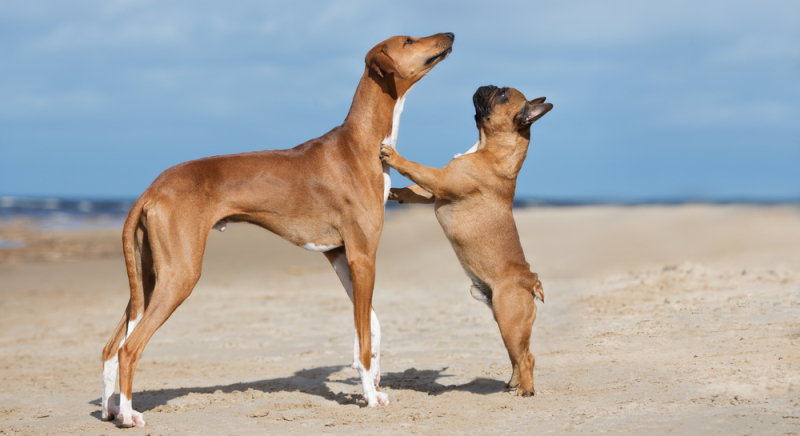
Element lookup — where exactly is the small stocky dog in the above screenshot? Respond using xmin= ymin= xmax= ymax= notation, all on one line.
xmin=101 ymin=33 xmax=454 ymax=427
xmin=380 ymin=85 xmax=551 ymax=396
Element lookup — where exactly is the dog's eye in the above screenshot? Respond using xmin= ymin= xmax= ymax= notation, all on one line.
xmin=404 ymin=38 xmax=413 ymax=46
xmin=495 ymin=88 xmax=511 ymax=104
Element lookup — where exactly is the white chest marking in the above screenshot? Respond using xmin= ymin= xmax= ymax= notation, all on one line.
xmin=382 ymin=84 xmax=416 ymax=204
xmin=301 ymin=242 xmax=342 ymax=252
xmin=453 ymin=140 xmax=480 ymax=159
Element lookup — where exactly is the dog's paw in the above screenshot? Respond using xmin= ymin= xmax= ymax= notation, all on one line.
xmin=116 ymin=409 xmax=147 ymax=428
xmin=102 ymin=404 xmax=120 ymax=421
xmin=370 ymin=391 xmax=391 ymax=407
xmin=514 ymin=386 xmax=535 ymax=397
xmin=388 ymin=188 xmax=403 ymax=203
xmin=379 ymin=143 xmax=397 ymax=165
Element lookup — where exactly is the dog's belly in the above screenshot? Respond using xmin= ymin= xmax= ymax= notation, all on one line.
xmin=239 ymin=212 xmax=344 ymax=252
xmin=434 ymin=199 xmax=525 ymax=282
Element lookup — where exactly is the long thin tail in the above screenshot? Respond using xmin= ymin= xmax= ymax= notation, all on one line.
xmin=122 ymin=196 xmax=147 ymax=319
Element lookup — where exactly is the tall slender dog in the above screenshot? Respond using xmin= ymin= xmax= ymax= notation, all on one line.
xmin=101 ymin=33 xmax=454 ymax=427
xmin=380 ymin=86 xmax=551 ymax=396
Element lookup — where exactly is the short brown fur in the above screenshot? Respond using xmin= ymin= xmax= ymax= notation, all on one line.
xmin=101 ymin=33 xmax=454 ymax=427
xmin=380 ymin=86 xmax=551 ymax=396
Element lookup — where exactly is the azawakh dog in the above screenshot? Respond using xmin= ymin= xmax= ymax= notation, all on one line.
xmin=101 ymin=33 xmax=454 ymax=427
xmin=380 ymin=85 xmax=551 ymax=396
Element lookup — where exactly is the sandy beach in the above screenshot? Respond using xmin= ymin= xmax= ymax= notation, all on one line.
xmin=1 ymin=204 xmax=799 ymax=435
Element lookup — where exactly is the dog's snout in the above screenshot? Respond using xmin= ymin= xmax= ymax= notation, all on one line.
xmin=444 ymin=32 xmax=455 ymax=41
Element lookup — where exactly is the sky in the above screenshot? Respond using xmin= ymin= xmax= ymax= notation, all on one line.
xmin=1 ymin=0 xmax=798 ymax=201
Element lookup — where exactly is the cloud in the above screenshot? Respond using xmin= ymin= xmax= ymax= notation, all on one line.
xmin=1 ymin=0 xmax=799 ymax=197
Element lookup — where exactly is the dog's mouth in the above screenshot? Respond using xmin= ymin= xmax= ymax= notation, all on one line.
xmin=425 ymin=47 xmax=452 ymax=66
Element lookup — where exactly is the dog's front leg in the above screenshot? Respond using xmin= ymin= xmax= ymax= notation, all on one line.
xmin=325 ymin=248 xmax=389 ymax=406
xmin=389 ymin=185 xmax=435 ymax=204
xmin=380 ymin=145 xmax=458 ymax=200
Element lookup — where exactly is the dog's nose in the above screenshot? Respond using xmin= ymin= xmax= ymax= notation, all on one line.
xmin=444 ymin=32 xmax=454 ymax=41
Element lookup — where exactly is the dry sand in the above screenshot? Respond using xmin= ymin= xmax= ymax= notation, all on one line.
xmin=1 ymin=205 xmax=799 ymax=435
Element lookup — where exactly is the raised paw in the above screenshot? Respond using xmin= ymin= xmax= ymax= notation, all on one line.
xmin=379 ymin=143 xmax=397 ymax=165
xmin=117 ymin=410 xmax=147 ymax=428
xmin=388 ymin=188 xmax=402 ymax=203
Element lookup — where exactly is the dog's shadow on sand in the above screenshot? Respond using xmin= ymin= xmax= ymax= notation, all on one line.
xmin=88 ymin=366 xmax=506 ymax=419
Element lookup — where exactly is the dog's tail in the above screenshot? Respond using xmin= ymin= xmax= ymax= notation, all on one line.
xmin=122 ymin=196 xmax=147 ymax=320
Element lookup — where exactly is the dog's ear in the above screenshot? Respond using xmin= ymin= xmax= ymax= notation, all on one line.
xmin=368 ymin=51 xmax=405 ymax=79
xmin=518 ymin=100 xmax=553 ymax=126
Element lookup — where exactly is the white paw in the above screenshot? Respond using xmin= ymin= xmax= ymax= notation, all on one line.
xmin=381 ymin=136 xmax=394 ymax=147
xmin=117 ymin=410 xmax=147 ymax=428
xmin=102 ymin=404 xmax=119 ymax=421
xmin=370 ymin=391 xmax=391 ymax=407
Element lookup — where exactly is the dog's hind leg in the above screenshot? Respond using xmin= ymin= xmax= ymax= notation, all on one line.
xmin=116 ymin=212 xmax=206 ymax=427
xmin=101 ymin=308 xmax=127 ymax=421
xmin=101 ymin=222 xmax=155 ymax=421
xmin=324 ymin=247 xmax=388 ymax=406
xmin=491 ymin=283 xmax=538 ymax=396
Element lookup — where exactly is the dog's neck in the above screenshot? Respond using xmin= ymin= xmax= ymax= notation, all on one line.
xmin=479 ymin=128 xmax=532 ymax=180
xmin=343 ymin=69 xmax=415 ymax=150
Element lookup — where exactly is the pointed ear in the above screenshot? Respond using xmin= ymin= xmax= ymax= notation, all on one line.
xmin=529 ymin=96 xmax=546 ymax=105
xmin=368 ymin=51 xmax=405 ymax=79
xmin=518 ymin=102 xmax=553 ymax=126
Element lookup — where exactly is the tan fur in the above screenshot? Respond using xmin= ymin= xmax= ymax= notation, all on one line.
xmin=381 ymin=86 xmax=551 ymax=396
xmin=101 ymin=33 xmax=454 ymax=424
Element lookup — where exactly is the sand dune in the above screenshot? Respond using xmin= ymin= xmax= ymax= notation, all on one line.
xmin=1 ymin=205 xmax=799 ymax=435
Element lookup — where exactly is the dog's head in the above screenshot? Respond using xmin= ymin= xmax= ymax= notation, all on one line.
xmin=473 ymin=86 xmax=552 ymax=135
xmin=365 ymin=33 xmax=454 ymax=89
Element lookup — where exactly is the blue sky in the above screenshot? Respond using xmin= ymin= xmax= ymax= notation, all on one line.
xmin=1 ymin=0 xmax=798 ymax=200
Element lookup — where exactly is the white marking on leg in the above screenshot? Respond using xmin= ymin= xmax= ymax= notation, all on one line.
xmin=117 ymin=392 xmax=146 ymax=428
xmin=381 ymin=84 xmax=416 ymax=204
xmin=126 ymin=313 xmax=142 ymax=342
xmin=454 ymin=140 xmax=480 ymax=158
xmin=102 ymin=312 xmax=142 ymax=421
xmin=370 ymin=309 xmax=381 ymax=387
xmin=331 ymin=252 xmax=354 ymax=301
xmin=302 ymin=242 xmax=343 ymax=252
xmin=330 ymin=251 xmax=389 ymax=405
xmin=353 ymin=347 xmax=390 ymax=407
xmin=101 ymin=355 xmax=119 ymax=420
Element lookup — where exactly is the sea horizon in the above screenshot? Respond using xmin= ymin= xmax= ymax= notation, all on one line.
xmin=1 ymin=194 xmax=798 ymax=222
